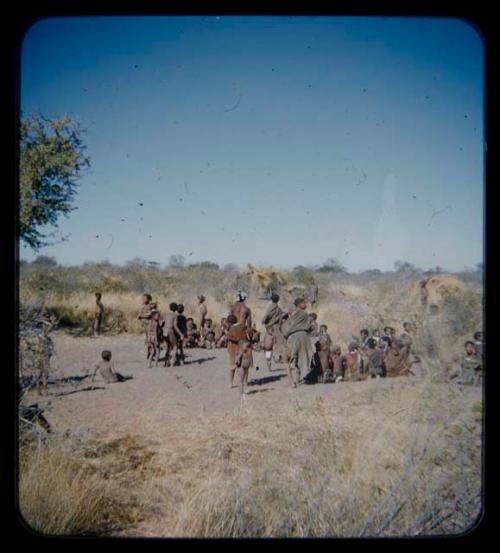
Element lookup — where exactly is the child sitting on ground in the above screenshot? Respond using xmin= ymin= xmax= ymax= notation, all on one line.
xmin=331 ymin=345 xmax=345 ymax=382
xmin=215 ymin=317 xmax=229 ymax=348
xmin=309 ymin=313 xmax=320 ymax=349
xmin=185 ymin=318 xmax=199 ymax=348
xmin=200 ymin=318 xmax=216 ymax=349
xmin=366 ymin=338 xmax=385 ymax=378
xmin=319 ymin=341 xmax=335 ymax=383
xmin=378 ymin=336 xmax=390 ymax=356
xmin=384 ymin=339 xmax=411 ymax=378
xmin=92 ymin=350 xmax=131 ymax=384
xmin=343 ymin=341 xmax=364 ymax=381
xmin=317 ymin=324 xmax=332 ymax=351
xmin=307 ymin=341 xmax=330 ymax=383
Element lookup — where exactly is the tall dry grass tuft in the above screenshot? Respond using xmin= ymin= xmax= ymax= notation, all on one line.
xmin=19 ymin=438 xmax=121 ymax=535
xmin=18 ymin=431 xmax=158 ymax=536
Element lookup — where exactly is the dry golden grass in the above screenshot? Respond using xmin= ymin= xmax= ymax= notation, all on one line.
xmin=18 ymin=373 xmax=482 ymax=537
xmin=19 ymin=438 xmax=123 ymax=535
xmin=161 ymin=376 xmax=481 ymax=537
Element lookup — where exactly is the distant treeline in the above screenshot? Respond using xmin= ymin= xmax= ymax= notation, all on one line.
xmin=20 ymin=255 xmax=483 ymax=278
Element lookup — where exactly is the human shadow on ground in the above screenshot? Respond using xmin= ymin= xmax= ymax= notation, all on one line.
xmin=156 ymin=355 xmax=216 ymax=366
xmin=185 ymin=356 xmax=217 ymax=365
xmin=245 ymin=388 xmax=274 ymax=395
xmin=54 ymin=385 xmax=106 ymax=396
xmin=248 ymin=374 xmax=286 ymax=386
xmin=51 ymin=374 xmax=91 ymax=384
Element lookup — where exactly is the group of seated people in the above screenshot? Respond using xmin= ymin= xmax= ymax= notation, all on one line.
xmin=303 ymin=322 xmax=418 ymax=384
xmin=305 ymin=322 xmax=484 ymax=386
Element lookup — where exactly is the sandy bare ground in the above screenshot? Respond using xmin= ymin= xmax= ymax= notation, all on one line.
xmin=24 ymin=331 xmax=427 ymax=439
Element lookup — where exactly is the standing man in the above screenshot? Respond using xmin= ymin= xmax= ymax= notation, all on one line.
xmin=283 ymin=297 xmax=314 ymax=388
xmin=309 ymin=278 xmax=319 ymax=310
xmin=94 ymin=292 xmax=104 ymax=337
xmin=261 ymin=293 xmax=285 ymax=370
xmin=138 ymin=294 xmax=153 ymax=346
xmin=197 ymin=295 xmax=208 ymax=340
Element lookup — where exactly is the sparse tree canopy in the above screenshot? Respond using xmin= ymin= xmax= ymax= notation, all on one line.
xmin=360 ymin=268 xmax=382 ymax=276
xmin=394 ymin=260 xmax=417 ymax=273
xmin=31 ymin=255 xmax=58 ymax=267
xmin=147 ymin=261 xmax=161 ymax=270
xmin=188 ymin=261 xmax=220 ymax=271
xmin=20 ymin=114 xmax=90 ymax=250
xmin=168 ymin=255 xmax=185 ymax=268
xmin=292 ymin=265 xmax=314 ymax=284
xmin=317 ymin=258 xmax=347 ymax=274
xmin=125 ymin=257 xmax=148 ymax=268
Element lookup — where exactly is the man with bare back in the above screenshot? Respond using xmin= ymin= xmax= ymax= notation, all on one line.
xmin=229 ymin=290 xmax=252 ymax=331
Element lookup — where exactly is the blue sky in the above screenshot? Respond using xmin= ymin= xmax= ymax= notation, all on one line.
xmin=20 ymin=16 xmax=484 ymax=271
